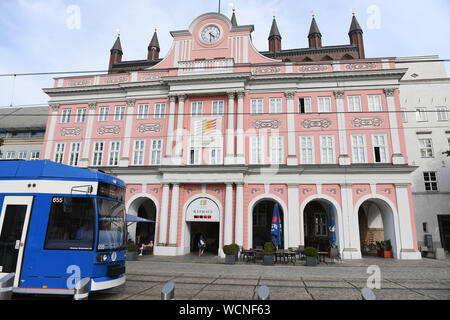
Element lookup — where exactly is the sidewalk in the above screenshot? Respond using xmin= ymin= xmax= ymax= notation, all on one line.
xmin=90 ymin=253 xmax=450 ymax=300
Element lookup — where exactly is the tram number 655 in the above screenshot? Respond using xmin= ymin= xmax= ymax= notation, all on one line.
xmin=53 ymin=197 xmax=64 ymax=203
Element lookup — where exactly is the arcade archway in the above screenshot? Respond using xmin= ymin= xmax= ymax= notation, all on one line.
xmin=252 ymin=199 xmax=284 ymax=249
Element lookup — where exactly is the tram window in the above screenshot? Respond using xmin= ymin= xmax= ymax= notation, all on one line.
xmin=97 ymin=198 xmax=126 ymax=251
xmin=44 ymin=197 xmax=95 ymax=250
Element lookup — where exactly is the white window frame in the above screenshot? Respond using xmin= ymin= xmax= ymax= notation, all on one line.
xmin=372 ymin=134 xmax=388 ymax=163
xmin=351 ymin=134 xmax=367 ymax=163
xmin=191 ymin=101 xmax=203 ymax=117
xmin=212 ymin=100 xmax=224 ymax=116
xmin=299 ymin=97 xmax=312 ymax=114
xmin=318 ymin=97 xmax=332 ymax=113
xmin=98 ymin=107 xmax=109 ymax=122
xmin=416 ymin=108 xmax=428 ymax=122
xmin=108 ymin=141 xmax=121 ymax=166
xmin=150 ymin=139 xmax=163 ymax=165
xmin=30 ymin=151 xmax=40 ymax=160
xmin=189 ymin=148 xmax=201 ymax=165
xmin=250 ymin=136 xmax=264 ymax=165
xmin=61 ymin=109 xmax=72 ymax=124
xmin=114 ymin=106 xmax=126 ymax=121
xmin=210 ymin=148 xmax=223 ymax=165
xmin=69 ymin=142 xmax=81 ymax=166
xmin=270 ymin=136 xmax=284 ymax=165
xmin=368 ymin=95 xmax=382 ymax=112
xmin=6 ymin=151 xmax=16 ymax=160
xmin=347 ymin=95 xmax=362 ymax=112
xmin=251 ymin=99 xmax=264 ymax=115
xmin=300 ymin=136 xmax=315 ymax=164
xmin=419 ymin=138 xmax=434 ymax=158
xmin=269 ymin=98 xmax=283 ymax=114
xmin=154 ymin=103 xmax=166 ymax=119
xmin=137 ymin=104 xmax=149 ymax=120
xmin=17 ymin=151 xmax=27 ymax=160
xmin=132 ymin=140 xmax=145 ymax=166
xmin=320 ymin=135 xmax=336 ymax=164
xmin=314 ymin=213 xmax=328 ymax=236
xmin=423 ymin=172 xmax=438 ymax=191
xmin=75 ymin=108 xmax=87 ymax=123
xmin=436 ymin=107 xmax=449 ymax=122
xmin=54 ymin=143 xmax=65 ymax=164
xmin=92 ymin=141 xmax=105 ymax=166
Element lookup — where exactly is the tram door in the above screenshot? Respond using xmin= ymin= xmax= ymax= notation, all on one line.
xmin=0 ymin=196 xmax=33 ymax=287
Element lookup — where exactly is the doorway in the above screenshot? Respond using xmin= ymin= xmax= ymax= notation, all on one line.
xmin=189 ymin=222 xmax=219 ymax=255
xmin=438 ymin=215 xmax=450 ymax=251
xmin=252 ymin=200 xmax=284 ymax=249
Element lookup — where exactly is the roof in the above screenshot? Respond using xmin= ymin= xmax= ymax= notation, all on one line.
xmin=268 ymin=17 xmax=281 ymax=39
xmin=0 ymin=160 xmax=126 ymax=188
xmin=0 ymin=106 xmax=48 ymax=131
xmin=308 ymin=17 xmax=321 ymax=37
xmin=349 ymin=15 xmax=363 ymax=34
xmin=149 ymin=31 xmax=160 ymax=50
xmin=111 ymin=36 xmax=123 ymax=54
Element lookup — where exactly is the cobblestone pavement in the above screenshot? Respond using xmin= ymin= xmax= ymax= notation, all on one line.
xmin=89 ymin=253 xmax=450 ymax=301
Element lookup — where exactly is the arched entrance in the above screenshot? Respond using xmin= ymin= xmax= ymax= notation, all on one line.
xmin=127 ymin=197 xmax=157 ymax=246
xmin=252 ymin=200 xmax=284 ymax=249
xmin=357 ymin=198 xmax=398 ymax=258
xmin=303 ymin=199 xmax=339 ymax=252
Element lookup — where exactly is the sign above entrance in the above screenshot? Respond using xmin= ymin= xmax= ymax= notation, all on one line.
xmin=186 ymin=198 xmax=220 ymax=222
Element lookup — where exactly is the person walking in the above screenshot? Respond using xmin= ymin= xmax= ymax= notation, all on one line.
xmin=198 ymin=234 xmax=207 ymax=256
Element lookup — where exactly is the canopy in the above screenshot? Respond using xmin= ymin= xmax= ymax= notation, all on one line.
xmin=126 ymin=214 xmax=154 ymax=223
xmin=270 ymin=203 xmax=282 ymax=249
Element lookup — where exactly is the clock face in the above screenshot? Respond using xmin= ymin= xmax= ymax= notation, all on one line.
xmin=200 ymin=24 xmax=221 ymax=45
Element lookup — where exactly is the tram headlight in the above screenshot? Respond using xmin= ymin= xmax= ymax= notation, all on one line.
xmin=96 ymin=254 xmax=108 ymax=263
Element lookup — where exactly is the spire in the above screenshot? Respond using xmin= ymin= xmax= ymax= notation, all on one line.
xmin=349 ymin=13 xmax=363 ymax=35
xmin=109 ymin=32 xmax=123 ymax=73
xmin=110 ymin=33 xmax=123 ymax=54
xmin=348 ymin=12 xmax=365 ymax=59
xmin=231 ymin=8 xmax=238 ymax=27
xmin=147 ymin=29 xmax=160 ymax=60
xmin=149 ymin=30 xmax=160 ymax=51
xmin=268 ymin=15 xmax=282 ymax=54
xmin=308 ymin=16 xmax=321 ymax=38
xmin=268 ymin=15 xmax=281 ymax=40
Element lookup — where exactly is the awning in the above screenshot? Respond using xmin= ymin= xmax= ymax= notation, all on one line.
xmin=126 ymin=214 xmax=155 ymax=223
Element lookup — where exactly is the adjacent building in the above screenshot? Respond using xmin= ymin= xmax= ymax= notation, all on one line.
xmin=41 ymin=11 xmax=422 ymax=259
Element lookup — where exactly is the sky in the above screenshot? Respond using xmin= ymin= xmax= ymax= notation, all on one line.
xmin=0 ymin=0 xmax=449 ymax=107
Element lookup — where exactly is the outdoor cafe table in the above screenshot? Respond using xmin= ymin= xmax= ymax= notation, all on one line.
xmin=318 ymin=251 xmax=328 ymax=263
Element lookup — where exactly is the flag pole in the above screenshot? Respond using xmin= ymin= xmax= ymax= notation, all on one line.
xmin=218 ymin=0 xmax=221 ymax=13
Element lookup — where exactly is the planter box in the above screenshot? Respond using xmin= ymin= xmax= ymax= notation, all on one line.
xmin=306 ymin=256 xmax=317 ymax=267
xmin=225 ymin=254 xmax=236 ymax=265
xmin=263 ymin=255 xmax=274 ymax=266
xmin=126 ymin=251 xmax=138 ymax=261
xmin=383 ymin=251 xmax=392 ymax=259
xmin=377 ymin=250 xmax=384 ymax=257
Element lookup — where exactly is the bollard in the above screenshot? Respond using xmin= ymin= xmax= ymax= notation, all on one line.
xmin=258 ymin=285 xmax=270 ymax=300
xmin=0 ymin=273 xmax=15 ymax=300
xmin=361 ymin=287 xmax=376 ymax=300
xmin=74 ymin=277 xmax=91 ymax=301
xmin=161 ymin=281 xmax=175 ymax=300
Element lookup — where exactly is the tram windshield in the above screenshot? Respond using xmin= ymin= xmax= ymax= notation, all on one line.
xmin=97 ymin=198 xmax=126 ymax=251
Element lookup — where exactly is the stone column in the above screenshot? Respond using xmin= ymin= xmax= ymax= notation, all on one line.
xmin=236 ymin=91 xmax=245 ymax=164
xmin=225 ymin=92 xmax=235 ymax=165
xmin=165 ymin=95 xmax=177 ymax=159
xmin=120 ymin=99 xmax=135 ymax=167
xmin=235 ymin=183 xmax=244 ymax=247
xmin=158 ymin=184 xmax=170 ymax=245
xmin=334 ymin=90 xmax=350 ymax=165
xmin=287 ymin=184 xmax=300 ymax=248
xmin=44 ymin=104 xmax=60 ymax=160
xmin=340 ymin=183 xmax=361 ymax=259
xmin=384 ymin=88 xmax=405 ymax=165
xmin=224 ymin=183 xmax=234 ymax=245
xmin=168 ymin=183 xmax=180 ymax=245
xmin=79 ymin=102 xmax=97 ymax=168
xmin=285 ymin=91 xmax=298 ymax=165
xmin=174 ymin=95 xmax=186 ymax=165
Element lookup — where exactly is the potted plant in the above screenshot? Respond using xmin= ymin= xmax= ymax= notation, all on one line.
xmin=376 ymin=241 xmax=384 ymax=257
xmin=126 ymin=242 xmax=139 ymax=261
xmin=263 ymin=242 xmax=275 ymax=266
xmin=223 ymin=243 xmax=239 ymax=265
xmin=383 ymin=240 xmax=392 ymax=259
xmin=304 ymin=247 xmax=318 ymax=266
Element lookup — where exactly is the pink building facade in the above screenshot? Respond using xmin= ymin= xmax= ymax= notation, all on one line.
xmin=42 ymin=12 xmax=421 ymax=259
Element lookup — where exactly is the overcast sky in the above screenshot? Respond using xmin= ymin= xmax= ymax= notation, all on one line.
xmin=0 ymin=0 xmax=449 ymax=107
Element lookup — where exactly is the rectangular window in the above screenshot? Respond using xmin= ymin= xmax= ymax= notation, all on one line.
xmin=348 ymin=95 xmax=362 ymax=112
xmin=320 ymin=136 xmax=335 ymax=164
xmin=318 ymin=97 xmax=332 ymax=113
xmin=108 ymin=141 xmax=121 ymax=166
xmin=436 ymin=107 xmax=449 ymax=122
xmin=17 ymin=151 xmax=27 ymax=160
xmin=251 ymin=99 xmax=264 ymax=114
xmin=423 ymin=172 xmax=438 ymax=191
xmin=30 ymin=151 xmax=40 ymax=160
xmin=137 ymin=104 xmax=149 ymax=119
xmin=416 ymin=108 xmax=428 ymax=122
xmin=300 ymin=136 xmax=314 ymax=164
xmin=190 ymin=148 xmax=201 ymax=165
xmin=92 ymin=142 xmax=105 ymax=166
xmin=210 ymin=148 xmax=223 ymax=165
xmin=75 ymin=108 xmax=87 ymax=123
xmin=212 ymin=100 xmax=224 ymax=116
xmin=299 ymin=97 xmax=312 ymax=114
xmin=98 ymin=107 xmax=109 ymax=122
xmin=372 ymin=134 xmax=388 ymax=163
xmin=132 ymin=140 xmax=145 ymax=165
xmin=269 ymin=98 xmax=283 ymax=114
xmin=419 ymin=138 xmax=433 ymax=157
xmin=154 ymin=103 xmax=166 ymax=119
xmin=191 ymin=101 xmax=203 ymax=116
xmin=250 ymin=136 xmax=264 ymax=164
xmin=401 ymin=108 xmax=408 ymax=123
xmin=150 ymin=139 xmax=163 ymax=165
xmin=54 ymin=143 xmax=65 ymax=163
xmin=114 ymin=106 xmax=126 ymax=121
xmin=270 ymin=136 xmax=284 ymax=165
xmin=314 ymin=213 xmax=328 ymax=236
xmin=6 ymin=151 xmax=16 ymax=160
xmin=368 ymin=95 xmax=382 ymax=112
xmin=351 ymin=135 xmax=367 ymax=163
xmin=61 ymin=109 xmax=72 ymax=124
xmin=69 ymin=142 xmax=81 ymax=166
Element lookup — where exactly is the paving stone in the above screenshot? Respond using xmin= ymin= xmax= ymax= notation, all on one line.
xmin=390 ymin=279 xmax=450 ymax=289
xmin=259 ymin=279 xmax=305 ymax=287
xmin=173 ymin=276 xmax=217 ymax=284
xmin=213 ymin=278 xmax=259 ymax=285
xmin=304 ymin=280 xmax=354 ymax=288
xmin=372 ymin=289 xmax=432 ymax=300
xmin=202 ymin=284 xmax=256 ymax=295
xmin=264 ymin=287 xmax=312 ymax=300
xmin=307 ymin=288 xmax=362 ymax=300
xmin=193 ymin=289 xmax=254 ymax=300
xmin=415 ymin=289 xmax=450 ymax=300
xmin=346 ymin=280 xmax=404 ymax=289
